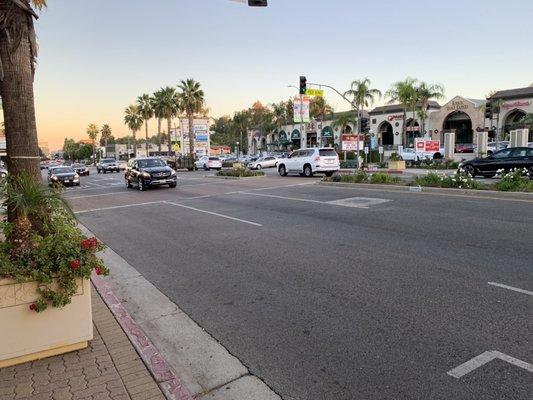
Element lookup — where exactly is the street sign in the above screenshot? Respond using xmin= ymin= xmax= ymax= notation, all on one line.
xmin=398 ymin=145 xmax=403 ymax=154
xmin=305 ymin=88 xmax=324 ymax=97
xmin=378 ymin=146 xmax=384 ymax=154
xmin=364 ymin=146 xmax=369 ymax=154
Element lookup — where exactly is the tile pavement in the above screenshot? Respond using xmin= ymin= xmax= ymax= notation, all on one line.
xmin=0 ymin=286 xmax=165 ymax=400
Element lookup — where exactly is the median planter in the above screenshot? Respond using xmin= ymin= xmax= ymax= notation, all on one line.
xmin=388 ymin=160 xmax=406 ymax=170
xmin=0 ymin=278 xmax=92 ymax=368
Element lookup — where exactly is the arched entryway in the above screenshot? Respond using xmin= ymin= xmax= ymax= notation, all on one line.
xmin=378 ymin=121 xmax=394 ymax=147
xmin=444 ymin=111 xmax=473 ymax=144
xmin=260 ymin=137 xmax=267 ymax=152
xmin=291 ymin=129 xmax=301 ymax=149
xmin=321 ymin=126 xmax=334 ymax=147
xmin=279 ymin=131 xmax=289 ymax=150
xmin=405 ymin=118 xmax=420 ymax=147
xmin=503 ymin=109 xmax=527 ymax=136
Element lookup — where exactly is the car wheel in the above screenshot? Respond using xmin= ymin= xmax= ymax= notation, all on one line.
xmin=325 ymin=171 xmax=334 ymax=177
xmin=303 ymin=164 xmax=313 ymax=177
xmin=462 ymin=164 xmax=476 ymax=177
xmin=257 ymin=164 xmax=262 ymax=170
xmin=528 ymin=166 xmax=533 ymax=180
xmin=103 ymin=170 xmax=107 ymax=174
xmin=138 ymin=178 xmax=145 ymax=191
xmin=278 ymin=165 xmax=287 ymax=176
xmin=169 ymin=183 xmax=177 ymax=188
xmin=125 ymin=178 xmax=132 ymax=189
xmin=203 ymin=164 xmax=208 ymax=171
xmin=97 ymin=169 xmax=101 ymax=174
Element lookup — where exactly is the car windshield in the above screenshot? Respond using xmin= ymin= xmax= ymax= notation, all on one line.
xmin=319 ymin=149 xmax=337 ymax=157
xmin=102 ymin=159 xmax=115 ymax=164
xmin=73 ymin=164 xmax=84 ymax=168
xmin=52 ymin=167 xmax=73 ymax=174
xmin=209 ymin=157 xmax=220 ymax=161
xmin=137 ymin=159 xmax=166 ymax=168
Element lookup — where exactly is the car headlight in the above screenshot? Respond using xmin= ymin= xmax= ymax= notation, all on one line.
xmin=51 ymin=175 xmax=58 ymax=181
xmin=170 ymin=169 xmax=177 ymax=177
xmin=141 ymin=172 xmax=151 ymax=179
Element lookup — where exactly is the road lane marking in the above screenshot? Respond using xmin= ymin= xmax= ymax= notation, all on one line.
xmin=488 ymin=282 xmax=533 ymax=296
xmin=75 ymin=201 xmax=166 ymax=214
xmin=242 ymin=192 xmax=325 ymax=204
xmin=447 ymin=350 xmax=533 ymax=378
xmin=164 ymin=201 xmax=262 ymax=227
xmin=67 ymin=192 xmax=125 ymax=200
xmin=241 ymin=192 xmax=389 ymax=209
xmin=84 ymin=181 xmax=107 ymax=188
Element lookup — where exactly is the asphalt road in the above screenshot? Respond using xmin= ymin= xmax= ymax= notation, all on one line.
xmin=63 ymin=167 xmax=533 ymax=400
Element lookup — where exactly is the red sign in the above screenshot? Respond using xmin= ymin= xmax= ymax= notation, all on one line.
xmin=502 ymin=100 xmax=530 ymax=109
xmin=387 ymin=114 xmax=404 ymax=121
xmin=415 ymin=139 xmax=440 ymax=152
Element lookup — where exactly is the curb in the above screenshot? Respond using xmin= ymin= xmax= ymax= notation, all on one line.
xmin=317 ymin=181 xmax=533 ymax=200
xmin=91 ymin=274 xmax=193 ymax=400
xmin=206 ymin=175 xmax=266 ymax=180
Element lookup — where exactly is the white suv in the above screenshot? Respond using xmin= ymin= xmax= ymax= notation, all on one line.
xmin=277 ymin=148 xmax=340 ymax=177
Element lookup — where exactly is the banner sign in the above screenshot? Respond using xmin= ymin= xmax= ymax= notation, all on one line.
xmin=294 ymin=96 xmax=310 ymax=123
xmin=341 ymin=134 xmax=364 ymax=151
xmin=415 ymin=139 xmax=440 ymax=152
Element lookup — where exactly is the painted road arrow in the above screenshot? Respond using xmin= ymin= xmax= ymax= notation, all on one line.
xmin=448 ymin=351 xmax=533 ymax=378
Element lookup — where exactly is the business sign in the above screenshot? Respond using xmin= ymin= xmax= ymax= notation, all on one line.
xmin=179 ymin=118 xmax=210 ymax=153
xmin=387 ymin=114 xmax=404 ymax=122
xmin=415 ymin=139 xmax=440 ymax=152
xmin=502 ymin=100 xmax=531 ymax=109
xmin=305 ymin=88 xmax=324 ymax=97
xmin=341 ymin=134 xmax=364 ymax=151
xmin=294 ymin=96 xmax=310 ymax=123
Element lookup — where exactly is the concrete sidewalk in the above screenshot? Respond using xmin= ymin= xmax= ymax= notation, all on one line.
xmin=0 ymin=287 xmax=165 ymax=400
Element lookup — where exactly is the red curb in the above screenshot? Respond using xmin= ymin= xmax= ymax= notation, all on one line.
xmin=91 ymin=273 xmax=193 ymax=400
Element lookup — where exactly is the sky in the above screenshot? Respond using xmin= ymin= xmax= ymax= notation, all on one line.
xmin=27 ymin=0 xmax=533 ymax=149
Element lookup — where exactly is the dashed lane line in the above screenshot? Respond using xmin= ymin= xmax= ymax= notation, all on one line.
xmin=164 ymin=201 xmax=262 ymax=227
xmin=74 ymin=201 xmax=166 ymax=215
xmin=488 ymin=282 xmax=533 ymax=296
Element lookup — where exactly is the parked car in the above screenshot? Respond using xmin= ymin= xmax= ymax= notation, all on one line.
xmin=118 ymin=161 xmax=127 ymax=171
xmin=194 ymin=156 xmax=222 ymax=170
xmin=125 ymin=157 xmax=177 ymax=191
xmin=72 ymin=163 xmax=90 ymax=176
xmin=97 ymin=158 xmax=120 ymax=173
xmin=455 ymin=143 xmax=475 ymax=153
xmin=48 ymin=166 xmax=80 ymax=186
xmin=249 ymin=156 xmax=278 ymax=170
xmin=277 ymin=148 xmax=340 ymax=177
xmin=458 ymin=147 xmax=533 ymax=178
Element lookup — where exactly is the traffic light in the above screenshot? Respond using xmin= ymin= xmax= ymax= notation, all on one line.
xmin=248 ymin=0 xmax=268 ymax=6
xmin=299 ymin=76 xmax=307 ymax=95
xmin=485 ymin=100 xmax=492 ymax=119
xmin=360 ymin=117 xmax=369 ymax=133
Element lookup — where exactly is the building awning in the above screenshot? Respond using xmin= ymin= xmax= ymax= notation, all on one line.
xmin=291 ymin=129 xmax=301 ymax=140
xmin=321 ymin=126 xmax=334 ymax=138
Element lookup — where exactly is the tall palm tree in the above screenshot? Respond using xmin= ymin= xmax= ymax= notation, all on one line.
xmin=232 ymin=110 xmax=251 ymax=155
xmin=100 ymin=124 xmax=112 ymax=155
xmin=137 ymin=94 xmax=154 ymax=155
xmin=152 ymin=89 xmax=166 ymax=154
xmin=332 ymin=113 xmax=357 ymax=134
xmin=124 ymin=104 xmax=143 ymax=158
xmin=156 ymin=86 xmax=180 ymax=155
xmin=0 ymin=0 xmax=47 ymax=198
xmin=416 ymin=82 xmax=445 ymax=137
xmin=87 ymin=123 xmax=99 ymax=164
xmin=178 ymin=79 xmax=205 ymax=157
xmin=310 ymin=96 xmax=334 ymax=121
xmin=271 ymin=101 xmax=286 ymax=131
xmin=344 ymin=78 xmax=382 ymax=131
xmin=386 ymin=78 xmax=418 ymax=146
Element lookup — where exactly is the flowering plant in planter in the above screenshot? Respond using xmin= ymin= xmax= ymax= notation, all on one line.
xmin=0 ymin=173 xmax=109 ymax=312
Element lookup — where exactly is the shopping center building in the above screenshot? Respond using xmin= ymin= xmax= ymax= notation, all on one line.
xmin=249 ymin=84 xmax=533 ymax=154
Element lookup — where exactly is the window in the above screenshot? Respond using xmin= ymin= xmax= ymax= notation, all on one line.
xmin=492 ymin=149 xmax=512 ymax=159
xmin=209 ymin=157 xmax=220 ymax=161
xmin=290 ymin=151 xmax=300 ymax=158
xmin=319 ymin=149 xmax=337 ymax=157
xmin=510 ymin=148 xmax=528 ymax=158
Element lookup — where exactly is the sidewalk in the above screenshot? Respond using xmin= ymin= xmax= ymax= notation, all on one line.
xmin=0 ymin=286 xmax=165 ymax=400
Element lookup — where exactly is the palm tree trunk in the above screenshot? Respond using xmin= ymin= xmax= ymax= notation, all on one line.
xmin=145 ymin=120 xmax=149 ymax=155
xmin=157 ymin=118 xmax=162 ymax=154
xmin=188 ymin=113 xmax=195 ymax=157
xmin=167 ymin=118 xmax=172 ymax=156
xmin=133 ymin=130 xmax=137 ymax=158
xmin=0 ymin=3 xmax=41 ymax=213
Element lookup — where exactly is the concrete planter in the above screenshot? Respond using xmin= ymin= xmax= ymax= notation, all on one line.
xmin=388 ymin=160 xmax=406 ymax=170
xmin=0 ymin=278 xmax=93 ymax=368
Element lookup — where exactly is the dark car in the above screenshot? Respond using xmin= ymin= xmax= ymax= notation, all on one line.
xmin=48 ymin=166 xmax=80 ymax=186
xmin=455 ymin=143 xmax=474 ymax=153
xmin=125 ymin=157 xmax=177 ymax=191
xmin=97 ymin=158 xmax=120 ymax=173
xmin=72 ymin=163 xmax=90 ymax=176
xmin=458 ymin=147 xmax=533 ymax=178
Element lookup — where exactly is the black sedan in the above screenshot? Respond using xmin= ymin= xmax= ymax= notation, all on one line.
xmin=125 ymin=157 xmax=177 ymax=191
xmin=48 ymin=166 xmax=80 ymax=186
xmin=72 ymin=163 xmax=90 ymax=176
xmin=458 ymin=147 xmax=533 ymax=178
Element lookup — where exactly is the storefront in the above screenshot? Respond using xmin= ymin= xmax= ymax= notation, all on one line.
xmin=490 ymin=86 xmax=533 ymax=140
xmin=321 ymin=126 xmax=334 ymax=147
xmin=291 ymin=129 xmax=301 ymax=149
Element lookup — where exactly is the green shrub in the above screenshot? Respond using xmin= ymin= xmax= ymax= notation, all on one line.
xmin=338 ymin=170 xmax=368 ymax=183
xmin=340 ymin=160 xmax=357 ymax=168
xmin=494 ymin=168 xmax=533 ymax=192
xmin=413 ymin=172 xmax=483 ymax=189
xmin=216 ymin=167 xmax=264 ymax=178
xmin=370 ymin=172 xmax=402 ymax=184
xmin=389 ymin=152 xmax=402 ymax=161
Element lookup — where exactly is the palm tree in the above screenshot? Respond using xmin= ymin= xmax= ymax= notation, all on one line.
xmin=310 ymin=96 xmax=334 ymax=121
xmin=332 ymin=113 xmax=357 ymax=134
xmin=124 ymin=104 xmax=143 ymax=158
xmin=156 ymin=86 xmax=180 ymax=155
xmin=87 ymin=123 xmax=99 ymax=165
xmin=416 ymin=82 xmax=445 ymax=137
xmin=152 ymin=89 xmax=166 ymax=154
xmin=344 ymin=78 xmax=382 ymax=130
xmin=100 ymin=124 xmax=112 ymax=156
xmin=271 ymin=101 xmax=286 ymax=131
xmin=137 ymin=94 xmax=154 ymax=155
xmin=232 ymin=110 xmax=251 ymax=155
xmin=386 ymin=78 xmax=418 ymax=146
xmin=0 ymin=0 xmax=47 ymax=199
xmin=178 ymin=79 xmax=205 ymax=157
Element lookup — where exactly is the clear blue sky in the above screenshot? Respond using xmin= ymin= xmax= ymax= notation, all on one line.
xmin=33 ymin=0 xmax=533 ymax=148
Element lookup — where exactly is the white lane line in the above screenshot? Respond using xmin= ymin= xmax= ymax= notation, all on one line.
xmin=165 ymin=201 xmax=262 ymax=227
xmin=243 ymin=192 xmax=325 ymax=204
xmin=67 ymin=192 xmax=124 ymax=200
xmin=447 ymin=350 xmax=533 ymax=378
xmin=488 ymin=282 xmax=533 ymax=296
xmin=241 ymin=192 xmax=391 ymax=209
xmin=84 ymin=181 xmax=107 ymax=188
xmin=75 ymin=201 xmax=165 ymax=214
